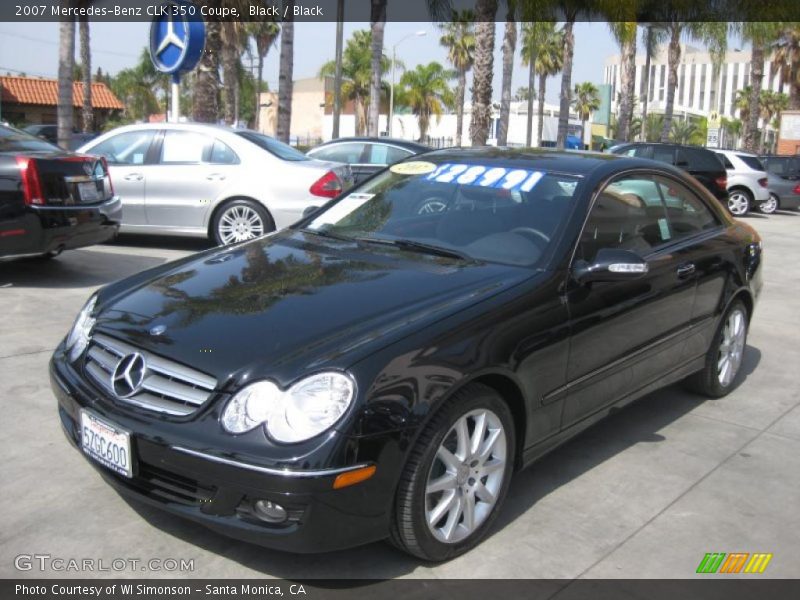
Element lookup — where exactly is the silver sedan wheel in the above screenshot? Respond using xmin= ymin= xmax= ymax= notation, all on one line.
xmin=727 ymin=191 xmax=750 ymax=216
xmin=718 ymin=308 xmax=746 ymax=387
xmin=425 ymin=408 xmax=507 ymax=544
xmin=760 ymin=194 xmax=778 ymax=214
xmin=217 ymin=205 xmax=265 ymax=245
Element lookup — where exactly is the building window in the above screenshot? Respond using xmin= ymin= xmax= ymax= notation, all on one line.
xmin=659 ymin=65 xmax=666 ymax=101
xmin=689 ymin=64 xmax=696 ymax=108
xmin=719 ymin=65 xmax=728 ymax=113
xmin=679 ymin=64 xmax=686 ymax=105
xmin=649 ymin=65 xmax=656 ymax=102
xmin=639 ymin=65 xmax=647 ymax=98
xmin=699 ymin=64 xmax=707 ymax=110
xmin=730 ymin=66 xmax=738 ymax=116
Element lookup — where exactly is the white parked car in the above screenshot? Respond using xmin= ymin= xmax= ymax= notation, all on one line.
xmin=79 ymin=123 xmax=353 ymax=245
xmin=715 ymin=150 xmax=770 ymax=216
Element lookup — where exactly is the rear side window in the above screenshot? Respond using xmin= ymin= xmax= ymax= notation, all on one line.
xmin=367 ymin=144 xmax=413 ymax=165
xmin=209 ymin=139 xmax=239 ymax=164
xmin=736 ymin=154 xmax=765 ymax=171
xmin=651 ymin=146 xmax=675 ymax=165
xmin=311 ymin=142 xmax=366 ymax=164
xmin=685 ymin=147 xmax=726 ymax=171
xmin=0 ymin=125 xmax=58 ymax=152
xmin=236 ymin=131 xmax=309 ymax=161
xmin=657 ymin=177 xmax=719 ymax=239
xmin=89 ymin=130 xmax=157 ymax=165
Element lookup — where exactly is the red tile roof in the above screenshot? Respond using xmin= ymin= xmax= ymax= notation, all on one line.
xmin=0 ymin=75 xmax=124 ymax=110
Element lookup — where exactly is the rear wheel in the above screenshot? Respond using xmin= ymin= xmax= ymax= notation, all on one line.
xmin=389 ymin=383 xmax=515 ymax=561
xmin=684 ymin=300 xmax=748 ymax=398
xmin=727 ymin=189 xmax=752 ymax=216
xmin=759 ymin=194 xmax=779 ymax=214
xmin=212 ymin=199 xmax=273 ymax=246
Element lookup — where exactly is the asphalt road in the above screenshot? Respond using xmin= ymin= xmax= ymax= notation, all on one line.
xmin=1 ymin=216 xmax=799 ymax=580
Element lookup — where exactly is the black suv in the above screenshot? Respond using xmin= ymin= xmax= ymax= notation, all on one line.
xmin=609 ymin=143 xmax=729 ymax=206
xmin=760 ymin=154 xmax=800 ymax=180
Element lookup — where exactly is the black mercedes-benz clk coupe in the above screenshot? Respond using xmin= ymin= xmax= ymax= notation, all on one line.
xmin=51 ymin=149 xmax=762 ymax=561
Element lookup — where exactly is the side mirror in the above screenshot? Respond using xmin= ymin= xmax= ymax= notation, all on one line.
xmin=302 ymin=205 xmax=321 ymax=218
xmin=573 ymin=248 xmax=649 ymax=283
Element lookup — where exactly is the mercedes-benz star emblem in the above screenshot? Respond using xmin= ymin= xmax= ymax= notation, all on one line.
xmin=112 ymin=353 xmax=146 ymax=398
xmin=149 ymin=324 xmax=167 ymax=336
xmin=156 ymin=15 xmax=187 ymax=57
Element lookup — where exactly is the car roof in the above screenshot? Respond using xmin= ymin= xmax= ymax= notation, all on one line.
xmin=717 ymin=149 xmax=758 ymax=157
xmin=314 ymin=137 xmax=430 ymax=151
xmin=104 ymin=122 xmax=243 ymax=135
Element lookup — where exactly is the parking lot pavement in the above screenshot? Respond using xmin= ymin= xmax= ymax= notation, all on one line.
xmin=1 ymin=215 xmax=798 ymax=580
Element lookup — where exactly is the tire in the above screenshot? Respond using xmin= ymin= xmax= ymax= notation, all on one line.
xmin=211 ymin=199 xmax=274 ymax=246
xmin=727 ymin=189 xmax=752 ymax=216
xmin=759 ymin=194 xmax=779 ymax=214
xmin=684 ymin=299 xmax=748 ymax=398
xmin=389 ymin=383 xmax=515 ymax=561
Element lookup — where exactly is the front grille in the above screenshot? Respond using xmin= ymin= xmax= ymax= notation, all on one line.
xmin=84 ymin=333 xmax=217 ymax=416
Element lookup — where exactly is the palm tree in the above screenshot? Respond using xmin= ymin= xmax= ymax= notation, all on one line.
xmin=533 ymin=25 xmax=563 ymax=147
xmin=57 ymin=9 xmax=76 ymax=148
xmin=246 ymin=20 xmax=280 ymax=130
xmin=220 ymin=21 xmax=247 ymax=125
xmin=669 ymin=118 xmax=699 ymax=144
xmin=638 ymin=23 xmax=664 ymax=141
xmin=760 ymin=90 xmax=789 ymax=151
xmin=608 ymin=22 xmax=637 ymax=142
xmin=469 ymin=0 xmax=498 ymax=146
xmin=320 ymin=30 xmax=386 ymax=136
xmin=439 ymin=10 xmax=475 ymax=147
xmin=193 ymin=1 xmax=221 ymax=123
xmin=368 ymin=0 xmax=387 ymax=136
xmin=572 ymin=82 xmax=600 ymax=147
xmin=721 ymin=117 xmax=743 ymax=149
xmin=737 ymin=22 xmax=780 ymax=152
xmin=78 ymin=10 xmax=92 ymax=133
xmin=643 ymin=113 xmax=664 ymax=142
xmin=771 ymin=26 xmax=800 ymax=109
xmin=520 ymin=22 xmax=557 ymax=147
xmin=276 ymin=0 xmax=295 ymax=143
xmin=734 ymin=86 xmax=752 ymax=142
xmin=497 ymin=3 xmax=517 ymax=146
xmin=398 ymin=62 xmax=454 ymax=141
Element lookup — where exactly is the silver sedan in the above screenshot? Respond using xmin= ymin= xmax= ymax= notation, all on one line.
xmin=79 ymin=123 xmax=352 ymax=245
xmin=761 ymin=173 xmax=800 ymax=214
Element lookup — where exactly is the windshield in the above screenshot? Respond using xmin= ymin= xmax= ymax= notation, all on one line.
xmin=236 ymin=131 xmax=309 ymax=161
xmin=304 ymin=160 xmax=580 ymax=267
xmin=0 ymin=125 xmax=59 ymax=152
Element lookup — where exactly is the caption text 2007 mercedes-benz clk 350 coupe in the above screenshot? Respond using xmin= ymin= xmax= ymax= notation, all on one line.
xmin=51 ymin=149 xmax=762 ymax=561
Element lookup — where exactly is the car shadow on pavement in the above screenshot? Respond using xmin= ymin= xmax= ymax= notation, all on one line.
xmin=110 ymin=234 xmax=216 ymax=252
xmin=119 ymin=346 xmax=761 ymax=581
xmin=0 ymin=249 xmax=168 ymax=289
xmin=775 ymin=209 xmax=800 ymax=217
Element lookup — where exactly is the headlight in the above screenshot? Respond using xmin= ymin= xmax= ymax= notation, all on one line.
xmin=220 ymin=372 xmax=355 ymax=443
xmin=65 ymin=294 xmax=97 ymax=361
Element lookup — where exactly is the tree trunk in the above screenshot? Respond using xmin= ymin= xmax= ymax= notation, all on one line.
xmin=193 ymin=12 xmax=220 ymax=123
xmin=790 ymin=56 xmax=800 ymax=110
xmin=277 ymin=1 xmax=295 ymax=143
xmin=556 ymin=20 xmax=575 ymax=150
xmin=367 ymin=0 xmax=386 ymax=137
xmin=660 ymin=25 xmax=681 ymax=143
xmin=79 ymin=14 xmax=92 ymax=133
xmin=455 ymin=68 xmax=466 ymax=147
xmin=470 ymin=0 xmax=498 ymax=146
xmin=617 ymin=33 xmax=636 ymax=142
xmin=746 ymin=43 xmax=764 ymax=153
xmin=255 ymin=55 xmax=264 ymax=130
xmin=57 ymin=12 xmax=75 ymax=149
xmin=641 ymin=26 xmax=652 ymax=141
xmin=526 ymin=56 xmax=535 ymax=147
xmin=497 ymin=15 xmax=516 ymax=146
xmin=221 ymin=23 xmax=239 ymax=125
xmin=537 ymin=72 xmax=546 ymax=146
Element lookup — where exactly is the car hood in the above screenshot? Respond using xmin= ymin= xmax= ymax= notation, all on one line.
xmin=92 ymin=230 xmax=535 ymax=389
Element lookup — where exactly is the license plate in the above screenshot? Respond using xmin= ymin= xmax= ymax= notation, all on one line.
xmin=78 ymin=181 xmax=101 ymax=203
xmin=80 ymin=410 xmax=133 ymax=478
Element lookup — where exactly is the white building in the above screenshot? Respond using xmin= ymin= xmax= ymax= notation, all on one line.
xmin=603 ymin=45 xmax=790 ymax=121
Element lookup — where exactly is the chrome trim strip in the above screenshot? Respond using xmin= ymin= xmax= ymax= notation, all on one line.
xmin=171 ymin=446 xmax=371 ymax=478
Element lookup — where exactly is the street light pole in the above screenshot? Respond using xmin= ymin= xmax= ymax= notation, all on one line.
xmin=388 ymin=30 xmax=426 ymax=138
xmin=332 ymin=0 xmax=344 ymax=139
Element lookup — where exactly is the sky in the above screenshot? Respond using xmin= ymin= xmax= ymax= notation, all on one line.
xmin=0 ymin=21 xmax=745 ymax=105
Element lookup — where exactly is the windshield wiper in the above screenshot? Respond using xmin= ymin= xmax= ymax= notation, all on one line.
xmin=300 ymin=227 xmax=354 ymax=242
xmin=355 ymin=236 xmax=469 ymax=261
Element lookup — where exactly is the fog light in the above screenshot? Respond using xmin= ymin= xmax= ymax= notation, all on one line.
xmin=253 ymin=500 xmax=288 ymax=523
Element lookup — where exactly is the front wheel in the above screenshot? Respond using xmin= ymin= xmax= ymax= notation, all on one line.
xmin=212 ymin=199 xmax=273 ymax=246
xmin=684 ymin=300 xmax=748 ymax=398
xmin=727 ymin=190 xmax=752 ymax=216
xmin=390 ymin=383 xmax=515 ymax=561
xmin=759 ymin=194 xmax=779 ymax=214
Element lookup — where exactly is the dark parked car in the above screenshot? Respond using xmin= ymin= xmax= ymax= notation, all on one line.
xmin=51 ymin=149 xmax=762 ymax=561
xmin=609 ymin=142 xmax=730 ymax=207
xmin=760 ymin=154 xmax=800 ymax=180
xmin=0 ymin=125 xmax=121 ymax=260
xmin=762 ymin=173 xmax=800 ymax=213
xmin=308 ymin=137 xmax=430 ymax=183
xmin=23 ymin=124 xmax=98 ymax=151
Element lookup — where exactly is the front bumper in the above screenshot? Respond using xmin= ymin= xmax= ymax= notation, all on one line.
xmin=50 ymin=349 xmax=397 ymax=553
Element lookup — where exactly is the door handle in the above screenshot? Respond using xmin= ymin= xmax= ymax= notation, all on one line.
xmin=206 ymin=173 xmax=226 ymax=181
xmin=123 ymin=173 xmax=143 ymax=181
xmin=676 ymin=263 xmax=696 ymax=278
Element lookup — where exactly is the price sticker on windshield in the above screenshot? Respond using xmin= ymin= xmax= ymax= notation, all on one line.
xmin=426 ymin=163 xmax=545 ymax=192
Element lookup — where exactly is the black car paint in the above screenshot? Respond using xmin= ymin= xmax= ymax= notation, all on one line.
xmin=0 ymin=127 xmax=121 ymax=259
xmin=50 ymin=149 xmax=762 ymax=553
xmin=309 ymin=137 xmax=431 ymax=183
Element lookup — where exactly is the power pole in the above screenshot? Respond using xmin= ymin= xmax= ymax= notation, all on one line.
xmin=332 ymin=0 xmax=344 ymax=139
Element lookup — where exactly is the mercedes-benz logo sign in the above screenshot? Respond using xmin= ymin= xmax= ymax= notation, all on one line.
xmin=112 ymin=353 xmax=146 ymax=398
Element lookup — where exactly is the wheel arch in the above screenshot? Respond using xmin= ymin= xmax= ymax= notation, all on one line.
xmin=206 ymin=195 xmax=275 ymax=239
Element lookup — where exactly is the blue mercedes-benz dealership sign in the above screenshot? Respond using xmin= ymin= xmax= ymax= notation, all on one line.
xmin=149 ymin=0 xmax=205 ymax=77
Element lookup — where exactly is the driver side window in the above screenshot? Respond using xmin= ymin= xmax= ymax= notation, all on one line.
xmin=578 ymin=175 xmax=671 ymax=262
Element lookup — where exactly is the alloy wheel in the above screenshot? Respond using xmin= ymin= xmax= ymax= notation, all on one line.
xmin=217 ymin=205 xmax=265 ymax=245
xmin=717 ymin=308 xmax=746 ymax=387
xmin=727 ymin=192 xmax=750 ymax=216
xmin=760 ymin=194 xmax=778 ymax=214
xmin=424 ymin=408 xmax=507 ymax=544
